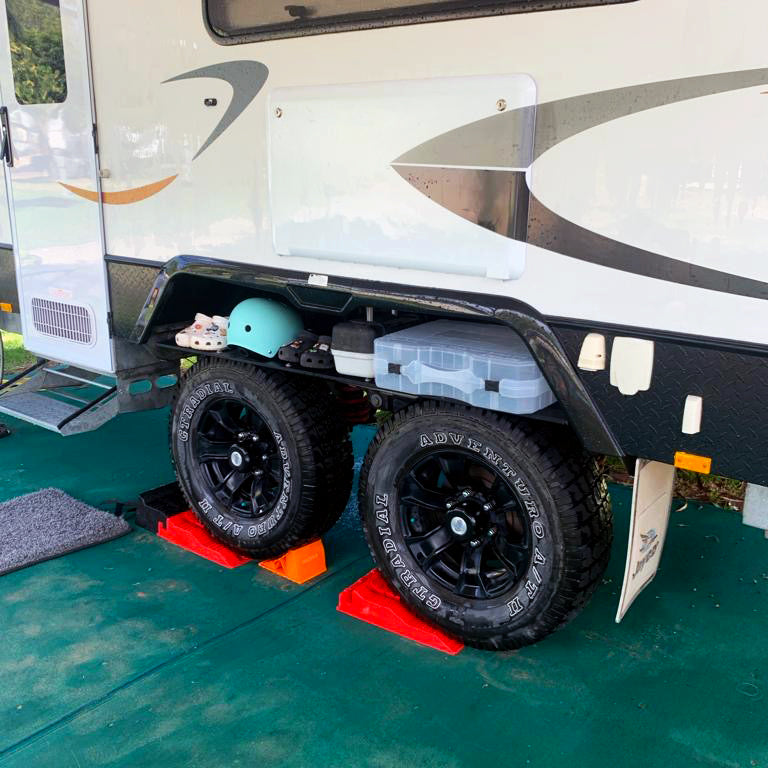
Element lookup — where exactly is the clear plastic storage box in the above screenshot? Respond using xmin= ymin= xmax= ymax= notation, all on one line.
xmin=374 ymin=320 xmax=555 ymax=415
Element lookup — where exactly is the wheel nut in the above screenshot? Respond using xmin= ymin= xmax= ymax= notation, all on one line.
xmin=469 ymin=538 xmax=481 ymax=548
xmin=462 ymin=489 xmax=472 ymax=498
xmin=482 ymin=502 xmax=493 ymax=512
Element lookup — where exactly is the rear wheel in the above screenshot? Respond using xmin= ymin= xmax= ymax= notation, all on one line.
xmin=358 ymin=402 xmax=612 ymax=650
xmin=171 ymin=358 xmax=352 ymax=559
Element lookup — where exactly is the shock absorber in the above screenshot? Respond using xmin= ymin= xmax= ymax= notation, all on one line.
xmin=336 ymin=385 xmax=374 ymax=427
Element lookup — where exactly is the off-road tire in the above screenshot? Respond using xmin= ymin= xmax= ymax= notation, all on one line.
xmin=171 ymin=358 xmax=352 ymax=559
xmin=299 ymin=383 xmax=355 ymax=539
xmin=358 ymin=402 xmax=612 ymax=650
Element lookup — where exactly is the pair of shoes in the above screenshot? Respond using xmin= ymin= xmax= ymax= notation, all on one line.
xmin=175 ymin=313 xmax=229 ymax=350
xmin=278 ymin=332 xmax=334 ymax=369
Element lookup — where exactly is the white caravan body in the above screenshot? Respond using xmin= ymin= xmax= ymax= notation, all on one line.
xmin=86 ymin=0 xmax=768 ymax=346
xmin=0 ymin=0 xmax=767 ymax=471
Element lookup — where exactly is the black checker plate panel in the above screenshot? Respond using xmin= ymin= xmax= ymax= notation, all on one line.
xmin=555 ymin=325 xmax=768 ymax=485
xmin=107 ymin=261 xmax=159 ymax=340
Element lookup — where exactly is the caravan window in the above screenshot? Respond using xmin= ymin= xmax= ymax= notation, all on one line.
xmin=6 ymin=0 xmax=67 ymax=104
xmin=206 ymin=0 xmax=635 ymax=42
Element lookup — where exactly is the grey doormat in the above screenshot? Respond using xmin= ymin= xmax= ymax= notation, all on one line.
xmin=0 ymin=488 xmax=131 ymax=576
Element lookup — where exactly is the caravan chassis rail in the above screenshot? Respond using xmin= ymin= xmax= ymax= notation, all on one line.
xmin=153 ymin=337 xmax=571 ymax=427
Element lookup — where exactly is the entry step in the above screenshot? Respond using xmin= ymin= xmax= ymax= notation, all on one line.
xmin=0 ymin=361 xmax=118 ymax=435
xmin=0 ymin=389 xmax=118 ymax=435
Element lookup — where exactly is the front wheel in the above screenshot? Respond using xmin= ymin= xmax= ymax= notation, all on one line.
xmin=358 ymin=403 xmax=612 ymax=650
xmin=170 ymin=358 xmax=352 ymax=559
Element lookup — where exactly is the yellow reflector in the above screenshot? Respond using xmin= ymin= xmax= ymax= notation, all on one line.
xmin=0 ymin=302 xmax=12 ymax=312
xmin=674 ymin=451 xmax=712 ymax=474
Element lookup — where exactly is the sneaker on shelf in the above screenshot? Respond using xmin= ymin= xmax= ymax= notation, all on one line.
xmin=190 ymin=315 xmax=229 ymax=351
xmin=278 ymin=331 xmax=318 ymax=365
xmin=300 ymin=335 xmax=334 ymax=369
xmin=175 ymin=313 xmax=213 ymax=348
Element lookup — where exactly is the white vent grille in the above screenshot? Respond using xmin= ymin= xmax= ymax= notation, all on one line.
xmin=31 ymin=297 xmax=93 ymax=345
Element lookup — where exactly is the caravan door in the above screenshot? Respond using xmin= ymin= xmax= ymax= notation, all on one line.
xmin=0 ymin=0 xmax=112 ymax=373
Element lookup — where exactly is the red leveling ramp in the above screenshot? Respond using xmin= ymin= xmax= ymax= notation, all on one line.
xmin=337 ymin=569 xmax=464 ymax=655
xmin=260 ymin=539 xmax=327 ymax=584
xmin=157 ymin=509 xmax=252 ymax=568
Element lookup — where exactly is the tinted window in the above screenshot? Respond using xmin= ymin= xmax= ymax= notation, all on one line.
xmin=6 ymin=0 xmax=67 ymax=104
xmin=207 ymin=0 xmax=635 ymax=42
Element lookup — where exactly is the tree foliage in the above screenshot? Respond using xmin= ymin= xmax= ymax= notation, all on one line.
xmin=7 ymin=0 xmax=66 ymax=104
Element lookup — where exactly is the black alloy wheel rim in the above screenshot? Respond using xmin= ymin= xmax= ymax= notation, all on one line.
xmin=194 ymin=398 xmax=283 ymax=518
xmin=398 ymin=449 xmax=533 ymax=600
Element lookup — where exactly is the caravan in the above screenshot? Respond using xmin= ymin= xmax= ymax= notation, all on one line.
xmin=1 ymin=0 xmax=767 ymax=648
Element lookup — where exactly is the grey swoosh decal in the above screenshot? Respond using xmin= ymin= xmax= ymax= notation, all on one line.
xmin=164 ymin=61 xmax=268 ymax=160
xmin=531 ymin=68 xmax=768 ymax=160
xmin=394 ymin=68 xmax=768 ymax=300
xmin=394 ymin=107 xmax=535 ymax=168
xmin=395 ymin=67 xmax=768 ymax=167
xmin=392 ymin=165 xmax=530 ymax=240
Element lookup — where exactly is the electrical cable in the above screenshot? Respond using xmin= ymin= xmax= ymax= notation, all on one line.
xmin=0 ymin=331 xmax=10 ymax=438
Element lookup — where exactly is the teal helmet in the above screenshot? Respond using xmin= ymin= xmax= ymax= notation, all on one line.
xmin=227 ymin=298 xmax=303 ymax=358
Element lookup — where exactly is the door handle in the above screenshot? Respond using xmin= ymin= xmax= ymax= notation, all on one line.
xmin=0 ymin=107 xmax=13 ymax=167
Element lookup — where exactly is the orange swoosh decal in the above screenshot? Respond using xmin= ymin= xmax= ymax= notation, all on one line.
xmin=59 ymin=174 xmax=178 ymax=205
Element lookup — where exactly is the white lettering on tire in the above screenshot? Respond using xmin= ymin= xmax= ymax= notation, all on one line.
xmin=374 ymin=491 xmax=442 ymax=611
xmin=178 ymin=380 xmax=234 ymax=441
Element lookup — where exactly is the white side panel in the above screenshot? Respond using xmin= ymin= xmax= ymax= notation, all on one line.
xmin=85 ymin=0 xmax=768 ymax=346
xmin=269 ymin=76 xmax=533 ymax=280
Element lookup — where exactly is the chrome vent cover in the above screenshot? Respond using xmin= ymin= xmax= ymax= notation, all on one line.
xmin=30 ymin=297 xmax=93 ymax=345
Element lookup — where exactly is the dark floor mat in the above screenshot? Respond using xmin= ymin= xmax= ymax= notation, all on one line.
xmin=0 ymin=488 xmax=131 ymax=576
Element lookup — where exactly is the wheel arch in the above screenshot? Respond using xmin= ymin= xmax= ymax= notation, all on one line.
xmin=133 ymin=255 xmax=623 ymax=457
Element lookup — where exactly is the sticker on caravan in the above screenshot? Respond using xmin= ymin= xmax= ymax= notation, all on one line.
xmin=48 ymin=287 xmax=73 ymax=301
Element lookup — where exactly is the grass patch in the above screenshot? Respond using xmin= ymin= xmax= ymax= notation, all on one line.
xmin=1 ymin=331 xmax=36 ymax=378
xmin=604 ymin=455 xmax=744 ymax=511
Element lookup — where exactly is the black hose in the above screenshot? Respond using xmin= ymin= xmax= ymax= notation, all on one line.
xmin=0 ymin=332 xmax=9 ymax=438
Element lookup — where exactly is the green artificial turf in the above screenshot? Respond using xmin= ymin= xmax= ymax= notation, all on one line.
xmin=0 ymin=409 xmax=766 ymax=767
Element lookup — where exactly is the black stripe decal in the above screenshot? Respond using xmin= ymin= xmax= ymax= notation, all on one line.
xmin=527 ymin=195 xmax=768 ymax=300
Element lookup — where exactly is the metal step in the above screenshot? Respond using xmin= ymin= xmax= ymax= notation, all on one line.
xmin=0 ymin=361 xmax=119 ymax=435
